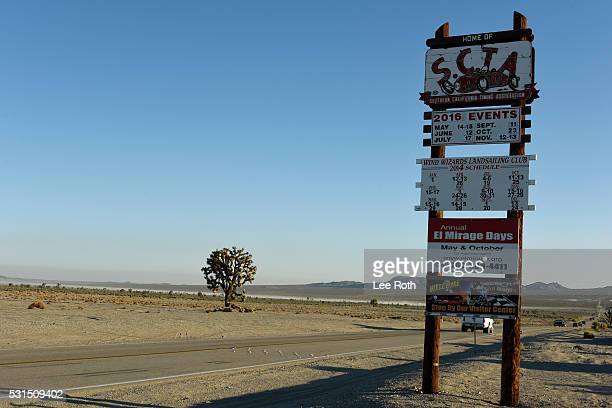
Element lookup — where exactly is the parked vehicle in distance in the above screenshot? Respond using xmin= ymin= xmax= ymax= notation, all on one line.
xmin=461 ymin=316 xmax=495 ymax=334
xmin=553 ymin=319 xmax=567 ymax=327
xmin=572 ymin=322 xmax=581 ymax=327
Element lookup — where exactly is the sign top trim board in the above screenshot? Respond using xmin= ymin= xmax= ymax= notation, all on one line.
xmin=426 ymin=28 xmax=533 ymax=48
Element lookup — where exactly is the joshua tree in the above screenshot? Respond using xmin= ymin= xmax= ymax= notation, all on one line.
xmin=201 ymin=247 xmax=256 ymax=309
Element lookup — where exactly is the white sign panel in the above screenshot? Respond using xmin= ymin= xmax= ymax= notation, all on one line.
xmin=427 ymin=218 xmax=519 ymax=275
xmin=423 ymin=41 xmax=533 ymax=106
xmin=432 ymin=108 xmax=521 ymax=145
xmin=416 ymin=155 xmax=535 ymax=211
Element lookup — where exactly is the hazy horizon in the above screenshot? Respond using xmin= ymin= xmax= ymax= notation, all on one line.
xmin=2 ymin=256 xmax=611 ymax=289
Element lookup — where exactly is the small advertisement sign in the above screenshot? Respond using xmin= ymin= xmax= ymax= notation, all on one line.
xmin=426 ymin=275 xmax=519 ymax=318
xmin=427 ymin=218 xmax=519 ymax=275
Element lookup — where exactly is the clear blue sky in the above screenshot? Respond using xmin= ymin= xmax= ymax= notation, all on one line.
xmin=1 ymin=1 xmax=610 ymax=287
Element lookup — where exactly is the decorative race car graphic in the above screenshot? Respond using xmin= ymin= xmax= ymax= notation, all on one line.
xmin=421 ymin=41 xmax=537 ymax=108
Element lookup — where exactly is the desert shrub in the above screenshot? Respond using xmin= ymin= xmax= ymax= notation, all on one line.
xmin=370 ymin=299 xmax=378 ymax=307
xmin=591 ymin=322 xmax=608 ymax=331
xmin=584 ymin=331 xmax=595 ymax=339
xmin=28 ymin=300 xmax=46 ymax=309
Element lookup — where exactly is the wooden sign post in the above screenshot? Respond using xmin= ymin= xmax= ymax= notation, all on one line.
xmin=421 ymin=22 xmax=447 ymax=396
xmin=418 ymin=12 xmax=536 ymax=406
xmin=500 ymin=11 xmax=528 ymax=408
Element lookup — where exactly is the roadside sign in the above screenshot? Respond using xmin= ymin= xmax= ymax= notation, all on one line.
xmin=425 ymin=275 xmax=519 ymax=318
xmin=431 ymin=107 xmax=521 ymax=145
xmin=416 ymin=155 xmax=535 ymax=211
xmin=427 ymin=218 xmax=519 ymax=275
xmin=419 ymin=14 xmax=536 ymax=403
xmin=421 ymin=40 xmax=536 ymax=108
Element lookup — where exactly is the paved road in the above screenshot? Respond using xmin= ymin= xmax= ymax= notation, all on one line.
xmin=0 ymin=328 xmax=482 ymax=397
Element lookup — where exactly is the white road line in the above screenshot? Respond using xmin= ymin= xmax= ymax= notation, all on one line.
xmin=64 ymin=343 xmax=422 ymax=391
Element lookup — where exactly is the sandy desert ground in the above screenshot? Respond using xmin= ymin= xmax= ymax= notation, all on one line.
xmin=0 ymin=287 xmax=428 ymax=349
xmin=0 ymin=285 xmax=584 ymax=349
xmin=1 ymin=285 xmax=609 ymax=407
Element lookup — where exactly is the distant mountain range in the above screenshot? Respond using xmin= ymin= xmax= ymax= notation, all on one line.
xmin=523 ymin=281 xmax=612 ymax=296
